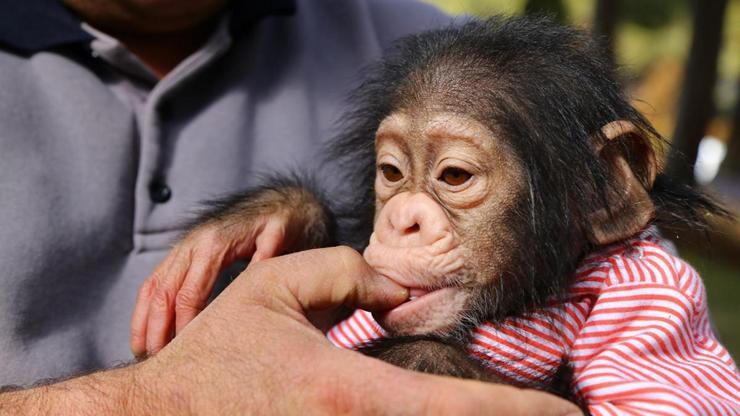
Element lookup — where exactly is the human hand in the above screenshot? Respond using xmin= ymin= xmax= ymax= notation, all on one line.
xmin=136 ymin=247 xmax=582 ymax=416
xmin=130 ymin=213 xmax=291 ymax=357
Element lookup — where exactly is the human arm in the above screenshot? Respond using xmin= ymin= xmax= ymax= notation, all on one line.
xmin=0 ymin=366 xmax=143 ymax=415
xmin=2 ymin=247 xmax=581 ymax=415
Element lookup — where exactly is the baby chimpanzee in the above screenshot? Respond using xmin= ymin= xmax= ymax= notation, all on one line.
xmin=132 ymin=16 xmax=740 ymax=414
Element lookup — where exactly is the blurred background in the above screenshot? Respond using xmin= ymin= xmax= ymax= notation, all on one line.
xmin=425 ymin=0 xmax=739 ymax=358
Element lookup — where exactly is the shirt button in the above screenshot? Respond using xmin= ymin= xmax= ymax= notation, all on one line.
xmin=149 ymin=181 xmax=172 ymax=203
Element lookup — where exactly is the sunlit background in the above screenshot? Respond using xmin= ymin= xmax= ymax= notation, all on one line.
xmin=425 ymin=0 xmax=740 ymax=358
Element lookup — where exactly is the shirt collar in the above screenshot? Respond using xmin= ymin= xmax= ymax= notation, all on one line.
xmin=0 ymin=0 xmax=296 ymax=55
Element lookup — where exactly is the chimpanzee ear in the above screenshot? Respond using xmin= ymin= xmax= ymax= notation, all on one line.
xmin=586 ymin=121 xmax=658 ymax=246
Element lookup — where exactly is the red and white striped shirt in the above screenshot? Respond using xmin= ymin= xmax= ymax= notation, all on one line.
xmin=327 ymin=228 xmax=740 ymax=415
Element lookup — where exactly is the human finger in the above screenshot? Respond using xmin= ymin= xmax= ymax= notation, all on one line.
xmin=238 ymin=246 xmax=408 ymax=319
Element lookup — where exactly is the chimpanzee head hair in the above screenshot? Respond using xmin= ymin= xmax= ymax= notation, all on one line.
xmin=329 ymin=15 xmax=728 ymax=327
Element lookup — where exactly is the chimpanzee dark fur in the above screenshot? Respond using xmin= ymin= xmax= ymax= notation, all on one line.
xmin=360 ymin=336 xmax=501 ymax=383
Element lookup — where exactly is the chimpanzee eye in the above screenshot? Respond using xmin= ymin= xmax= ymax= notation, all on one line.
xmin=380 ymin=164 xmax=404 ymax=182
xmin=439 ymin=167 xmax=472 ymax=186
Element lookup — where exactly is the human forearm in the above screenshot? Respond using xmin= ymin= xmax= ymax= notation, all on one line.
xmin=0 ymin=363 xmax=156 ymax=416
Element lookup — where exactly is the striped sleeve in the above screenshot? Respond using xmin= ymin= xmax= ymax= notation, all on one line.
xmin=469 ymin=301 xmax=586 ymax=387
xmin=571 ymin=254 xmax=740 ymax=415
xmin=327 ymin=310 xmax=386 ymax=349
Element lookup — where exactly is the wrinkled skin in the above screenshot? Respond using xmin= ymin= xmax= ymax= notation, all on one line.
xmin=365 ymin=111 xmax=526 ymax=335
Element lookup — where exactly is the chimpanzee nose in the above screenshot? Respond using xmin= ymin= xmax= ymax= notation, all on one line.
xmin=375 ymin=192 xmax=451 ymax=247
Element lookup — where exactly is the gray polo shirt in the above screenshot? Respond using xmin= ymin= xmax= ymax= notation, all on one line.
xmin=0 ymin=0 xmax=448 ymax=386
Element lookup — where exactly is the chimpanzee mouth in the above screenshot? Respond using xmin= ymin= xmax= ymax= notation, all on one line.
xmin=407 ymin=287 xmax=432 ymax=301
xmin=374 ymin=286 xmax=470 ymax=335
xmin=402 ymin=271 xmax=471 ymax=302
xmin=386 ymin=286 xmax=460 ymax=316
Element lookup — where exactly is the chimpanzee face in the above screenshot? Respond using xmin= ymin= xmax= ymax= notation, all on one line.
xmin=346 ymin=17 xmax=664 ymax=338
xmin=364 ymin=110 xmax=527 ymax=335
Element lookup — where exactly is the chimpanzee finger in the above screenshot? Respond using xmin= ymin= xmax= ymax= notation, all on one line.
xmin=174 ymin=248 xmax=230 ymax=334
xmin=143 ymin=245 xmax=197 ymax=355
xmin=250 ymin=219 xmax=286 ymax=264
xmin=130 ymin=245 xmax=188 ymax=357
xmin=130 ymin=277 xmax=155 ymax=358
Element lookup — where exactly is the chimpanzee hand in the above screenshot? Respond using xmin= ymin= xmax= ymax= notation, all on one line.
xmin=131 ymin=185 xmax=333 ymax=357
xmin=130 ymin=214 xmax=289 ymax=357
